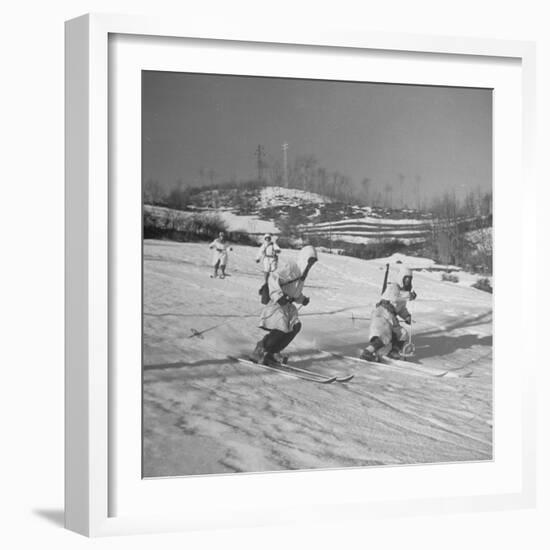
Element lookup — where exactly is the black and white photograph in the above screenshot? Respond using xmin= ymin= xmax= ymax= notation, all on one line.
xmin=141 ymin=71 xmax=493 ymax=478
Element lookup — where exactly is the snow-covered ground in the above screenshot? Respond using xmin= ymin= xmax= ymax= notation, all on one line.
xmin=216 ymin=210 xmax=279 ymax=235
xmin=308 ymin=216 xmax=430 ymax=227
xmin=259 ymin=186 xmax=333 ymax=208
xmin=374 ymin=253 xmax=493 ymax=289
xmin=144 ymin=204 xmax=279 ymax=236
xmin=143 ymin=240 xmax=493 ymax=477
xmin=300 ymin=215 xmax=433 ymax=244
xmin=309 ymin=232 xmax=428 ymax=245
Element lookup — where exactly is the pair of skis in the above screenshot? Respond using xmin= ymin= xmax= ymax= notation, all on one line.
xmin=229 ymin=355 xmax=354 ymax=384
xmin=324 ymin=350 xmax=472 ymax=378
xmin=230 ymin=349 xmax=472 ymax=383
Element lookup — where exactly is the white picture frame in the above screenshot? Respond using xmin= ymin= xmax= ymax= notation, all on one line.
xmin=65 ymin=13 xmax=537 ymax=537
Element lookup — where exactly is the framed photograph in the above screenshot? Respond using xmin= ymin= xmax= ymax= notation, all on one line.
xmin=65 ymin=13 xmax=536 ymax=537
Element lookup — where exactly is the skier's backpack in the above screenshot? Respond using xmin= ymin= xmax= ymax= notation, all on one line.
xmin=259 ymin=283 xmax=270 ymax=305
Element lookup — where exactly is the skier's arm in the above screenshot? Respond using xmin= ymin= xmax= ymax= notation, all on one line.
xmin=208 ymin=240 xmax=217 ymax=249
xmin=396 ymin=302 xmax=411 ymax=323
xmin=292 ymin=280 xmax=309 ymax=306
xmin=269 ymin=272 xmax=285 ymax=303
xmin=402 ymin=289 xmax=417 ymax=301
xmin=295 ymin=294 xmax=310 ymax=306
xmin=256 ymin=243 xmax=266 ymax=262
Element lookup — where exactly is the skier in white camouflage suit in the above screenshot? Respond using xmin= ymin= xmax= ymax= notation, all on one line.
xmin=255 ymin=233 xmax=281 ymax=284
xmin=251 ymin=245 xmax=318 ymax=365
xmin=360 ymin=265 xmax=417 ymax=361
xmin=208 ymin=231 xmax=233 ymax=279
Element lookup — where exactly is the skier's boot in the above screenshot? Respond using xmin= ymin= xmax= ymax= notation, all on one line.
xmin=263 ymin=353 xmax=280 ymax=367
xmin=251 ymin=341 xmax=268 ymax=364
xmin=388 ymin=347 xmax=403 ymax=359
xmin=272 ymin=352 xmax=289 ymax=365
xmin=360 ymin=346 xmax=379 ymax=362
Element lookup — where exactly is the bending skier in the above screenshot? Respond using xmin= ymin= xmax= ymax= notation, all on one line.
xmin=360 ymin=265 xmax=417 ymax=361
xmin=252 ymin=245 xmax=318 ymax=365
xmin=256 ymin=233 xmax=281 ymax=284
xmin=208 ymin=231 xmax=233 ymax=279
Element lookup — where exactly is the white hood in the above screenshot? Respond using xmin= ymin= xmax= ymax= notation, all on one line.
xmin=392 ymin=265 xmax=412 ymax=285
xmin=277 ymin=259 xmax=300 ymax=283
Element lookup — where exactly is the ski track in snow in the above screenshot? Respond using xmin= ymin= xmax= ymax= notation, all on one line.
xmin=142 ymin=240 xmax=493 ymax=477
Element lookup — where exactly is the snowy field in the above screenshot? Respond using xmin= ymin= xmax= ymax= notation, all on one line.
xmin=143 ymin=240 xmax=493 ymax=477
xmin=144 ymin=204 xmax=280 ymax=236
xmin=258 ymin=186 xmax=333 ymax=207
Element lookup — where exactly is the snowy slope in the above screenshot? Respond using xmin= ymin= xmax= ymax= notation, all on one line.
xmin=300 ymin=216 xmax=433 ymax=244
xmin=143 ymin=240 xmax=493 ymax=477
xmin=258 ymin=186 xmax=333 ymax=207
xmin=216 ymin=210 xmax=279 ymax=235
xmin=145 ymin=204 xmax=279 ymax=236
xmin=373 ymin=253 xmax=493 ymax=288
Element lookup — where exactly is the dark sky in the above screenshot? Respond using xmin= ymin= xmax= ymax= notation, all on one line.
xmin=142 ymin=71 xmax=492 ymax=202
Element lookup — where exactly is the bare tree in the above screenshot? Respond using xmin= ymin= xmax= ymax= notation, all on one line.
xmin=361 ymin=178 xmax=371 ymax=205
xmin=471 ymin=190 xmax=493 ymax=273
xmin=384 ymin=183 xmax=393 ymax=209
xmin=254 ymin=145 xmax=266 ymax=184
xmin=143 ymin=178 xmax=165 ymax=205
xmin=430 ymin=191 xmax=463 ymax=265
xmin=317 ymin=167 xmax=328 ymax=196
xmin=398 ymin=173 xmax=405 ymax=208
xmin=208 ymin=169 xmax=216 ymax=187
xmin=414 ymin=175 xmax=422 ymax=211
xmin=267 ymin=156 xmax=283 ymax=187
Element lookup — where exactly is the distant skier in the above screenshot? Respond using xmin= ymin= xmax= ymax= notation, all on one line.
xmin=208 ymin=231 xmax=233 ymax=279
xmin=256 ymin=233 xmax=281 ymax=284
xmin=251 ymin=245 xmax=318 ymax=365
xmin=360 ymin=265 xmax=417 ymax=361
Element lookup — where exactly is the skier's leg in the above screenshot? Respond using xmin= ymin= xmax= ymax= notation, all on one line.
xmin=252 ymin=330 xmax=284 ymax=364
xmin=213 ymin=259 xmax=220 ymax=277
xmin=360 ymin=336 xmax=385 ymax=361
xmin=251 ymin=338 xmax=268 ymax=363
xmin=269 ymin=322 xmax=302 ymax=354
xmin=253 ymin=324 xmax=302 ymax=364
xmin=388 ymin=326 xmax=408 ymax=358
xmin=261 ymin=330 xmax=285 ymax=354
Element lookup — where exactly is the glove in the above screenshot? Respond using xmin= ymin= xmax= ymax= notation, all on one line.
xmin=277 ymin=295 xmax=292 ymax=306
xmin=404 ymin=315 xmax=412 ymax=325
xmin=301 ymin=296 xmax=310 ymax=306
xmin=255 ymin=259 xmax=260 ymax=263
xmin=410 ymin=290 xmax=417 ymax=300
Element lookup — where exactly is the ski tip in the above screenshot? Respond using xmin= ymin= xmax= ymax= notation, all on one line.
xmin=337 ymin=375 xmax=354 ymax=383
